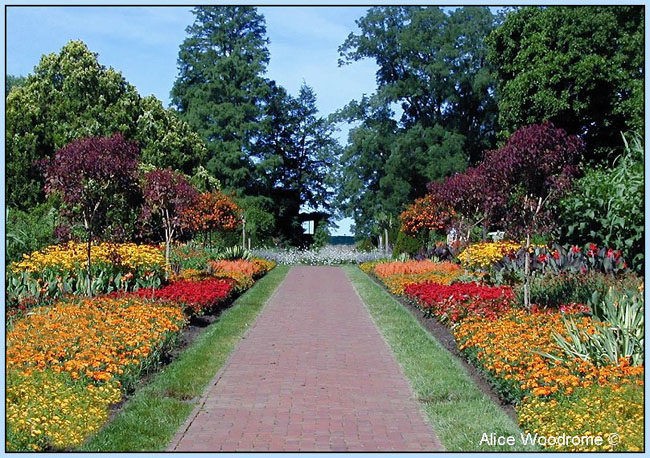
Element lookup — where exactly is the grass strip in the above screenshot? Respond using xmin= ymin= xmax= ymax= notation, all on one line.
xmin=344 ymin=266 xmax=536 ymax=452
xmin=81 ymin=265 xmax=290 ymax=451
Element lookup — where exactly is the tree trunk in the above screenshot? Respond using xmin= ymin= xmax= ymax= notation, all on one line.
xmin=384 ymin=228 xmax=389 ymax=253
xmin=524 ymin=232 xmax=531 ymax=309
xmin=86 ymin=233 xmax=92 ymax=297
xmin=242 ymin=220 xmax=246 ymax=250
xmin=378 ymin=234 xmax=383 ymax=252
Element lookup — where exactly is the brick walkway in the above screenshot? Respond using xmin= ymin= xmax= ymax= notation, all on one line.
xmin=169 ymin=266 xmax=443 ymax=452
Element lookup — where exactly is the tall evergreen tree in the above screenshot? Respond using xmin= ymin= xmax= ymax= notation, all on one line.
xmin=256 ymin=82 xmax=339 ymax=243
xmin=171 ymin=6 xmax=270 ymax=192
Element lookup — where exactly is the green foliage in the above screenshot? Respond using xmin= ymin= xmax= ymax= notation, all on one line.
xmin=135 ymin=96 xmax=207 ymax=175
xmin=335 ymin=7 xmax=499 ymax=236
xmin=6 ymin=201 xmax=59 ymax=265
xmin=6 ymin=40 xmax=207 ymax=211
xmin=557 ymin=133 xmax=644 ymax=272
xmin=5 ymin=74 xmax=26 ymax=95
xmin=518 ymin=271 xmax=619 ymax=309
xmin=256 ymin=82 xmax=340 ymax=243
xmin=171 ymin=6 xmax=270 ymax=191
xmin=488 ymin=6 xmax=643 ymax=160
xmin=549 ymin=286 xmax=644 ymax=366
xmin=312 ymin=224 xmax=331 ymax=250
xmin=6 ymin=41 xmax=141 ymax=209
xmin=392 ymin=231 xmax=425 ymax=258
xmin=356 ymin=237 xmax=376 ymax=252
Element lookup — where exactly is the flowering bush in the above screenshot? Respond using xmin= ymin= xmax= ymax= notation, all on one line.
xmin=458 ymin=241 xmax=521 ymax=269
xmin=399 ymin=194 xmax=454 ymax=236
xmin=6 ymin=370 xmax=122 ymax=451
xmin=405 ymin=282 xmax=515 ymax=323
xmin=454 ymin=310 xmax=643 ymax=403
xmin=182 ymin=190 xmax=241 ymax=234
xmin=518 ymin=383 xmax=643 ymax=452
xmin=134 ymin=278 xmax=233 ymax=316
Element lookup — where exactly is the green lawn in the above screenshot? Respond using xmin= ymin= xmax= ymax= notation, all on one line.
xmin=81 ymin=265 xmax=290 ymax=452
xmin=344 ymin=266 xmax=536 ymax=452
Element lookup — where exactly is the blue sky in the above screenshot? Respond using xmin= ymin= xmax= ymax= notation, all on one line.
xmin=6 ymin=6 xmax=380 ymax=235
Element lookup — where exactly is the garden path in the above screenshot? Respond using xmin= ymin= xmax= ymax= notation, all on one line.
xmin=169 ymin=266 xmax=442 ymax=452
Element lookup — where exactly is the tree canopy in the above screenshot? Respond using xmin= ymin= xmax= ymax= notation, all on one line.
xmin=335 ymin=6 xmax=499 ymax=237
xmin=6 ymin=40 xmax=207 ymax=211
xmin=171 ymin=6 xmax=270 ymax=191
xmin=487 ymin=6 xmax=643 ymax=161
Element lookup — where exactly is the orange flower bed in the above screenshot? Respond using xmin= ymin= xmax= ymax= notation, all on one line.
xmin=6 ymin=296 xmax=185 ymax=384
xmin=208 ymin=259 xmax=264 ymax=279
xmin=382 ymin=271 xmax=461 ymax=295
xmin=374 ymin=260 xmax=461 ymax=278
xmin=453 ymin=310 xmax=643 ymax=402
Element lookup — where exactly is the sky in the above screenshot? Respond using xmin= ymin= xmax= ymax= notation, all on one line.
xmin=5 ymin=6 xmax=381 ymax=236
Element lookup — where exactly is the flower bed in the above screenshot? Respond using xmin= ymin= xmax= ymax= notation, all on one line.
xmin=133 ymin=278 xmax=234 ymax=316
xmin=11 ymin=241 xmax=165 ymax=275
xmin=358 ymin=257 xmax=644 ymax=451
xmin=6 ymin=370 xmax=122 ymax=451
xmin=454 ymin=310 xmax=643 ymax=402
xmin=7 ymin=296 xmax=185 ymax=384
xmin=404 ymin=282 xmax=515 ymax=323
xmin=252 ymin=246 xmax=387 ymax=265
xmin=7 ymin=242 xmax=167 ymax=311
xmin=458 ymin=240 xmax=521 ymax=269
xmin=6 ymin=296 xmax=186 ymax=451
xmin=6 ymin=242 xmax=274 ymax=451
xmin=517 ymin=383 xmax=643 ymax=452
xmin=374 ymin=260 xmax=461 ymax=278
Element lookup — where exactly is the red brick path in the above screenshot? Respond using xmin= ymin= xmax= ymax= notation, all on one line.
xmin=169 ymin=266 xmax=443 ymax=452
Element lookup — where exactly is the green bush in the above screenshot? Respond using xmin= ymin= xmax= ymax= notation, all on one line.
xmin=392 ymin=231 xmax=425 ymax=258
xmin=518 ymin=270 xmax=642 ymax=309
xmin=557 ymin=133 xmax=644 ymax=272
xmin=549 ymin=286 xmax=644 ymax=366
xmin=356 ymin=237 xmax=376 ymax=252
xmin=6 ymin=202 xmax=59 ymax=265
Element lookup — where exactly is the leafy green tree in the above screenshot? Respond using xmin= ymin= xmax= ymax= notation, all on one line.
xmin=5 ymin=74 xmax=26 ymax=96
xmin=6 ymin=40 xmax=207 ymax=210
xmin=256 ymin=82 xmax=339 ymax=243
xmin=333 ymin=95 xmax=397 ymax=236
xmin=171 ymin=6 xmax=270 ymax=191
xmin=7 ymin=41 xmax=141 ymax=209
xmin=336 ymin=7 xmax=499 ymax=237
xmin=487 ymin=6 xmax=643 ymax=161
xmin=339 ymin=6 xmax=498 ymax=162
xmin=135 ymin=96 xmax=207 ymax=174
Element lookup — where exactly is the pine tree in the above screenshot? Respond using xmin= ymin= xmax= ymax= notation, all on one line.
xmin=171 ymin=6 xmax=270 ymax=192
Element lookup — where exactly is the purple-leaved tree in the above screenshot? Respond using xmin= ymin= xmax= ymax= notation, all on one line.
xmin=141 ymin=168 xmax=198 ymax=273
xmin=43 ymin=134 xmax=140 ymax=296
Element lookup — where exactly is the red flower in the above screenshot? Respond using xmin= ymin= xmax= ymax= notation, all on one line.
xmin=404 ymin=282 xmax=515 ymax=324
xmin=537 ymin=254 xmax=549 ymax=263
xmin=570 ymin=245 xmax=581 ymax=254
xmin=552 ymin=251 xmax=560 ymax=260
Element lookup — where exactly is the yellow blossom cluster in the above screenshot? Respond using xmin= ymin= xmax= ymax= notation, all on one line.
xmin=458 ymin=241 xmax=522 ymax=269
xmin=518 ymin=383 xmax=643 ymax=451
xmin=11 ymin=242 xmax=165 ymax=274
xmin=6 ymin=370 xmax=121 ymax=451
